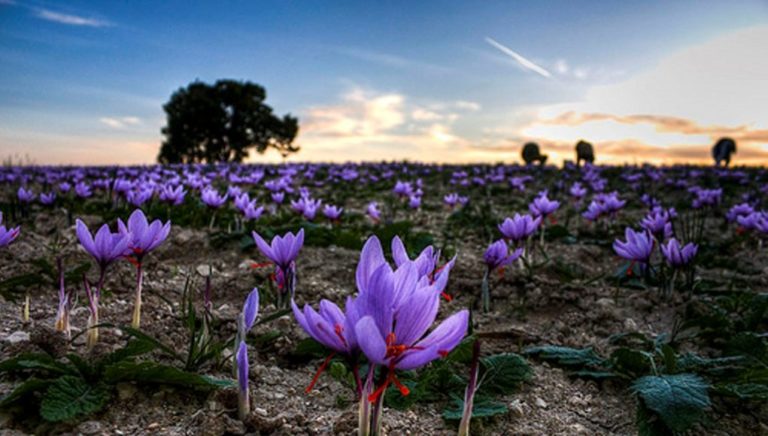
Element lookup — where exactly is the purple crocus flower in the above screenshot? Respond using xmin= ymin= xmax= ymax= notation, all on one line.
xmin=76 ymin=219 xmax=131 ymax=347
xmin=367 ymin=201 xmax=381 ymax=223
xmin=241 ymin=287 xmax=260 ymax=334
xmin=408 ymin=195 xmax=421 ymax=209
xmin=251 ymin=229 xmax=304 ymax=270
xmin=236 ymin=341 xmax=250 ymax=420
xmin=242 ymin=203 xmax=265 ymax=221
xmin=74 ymin=182 xmax=93 ymax=198
xmin=76 ymin=219 xmax=132 ymax=269
xmin=40 ymin=192 xmax=56 ymax=206
xmin=201 ymin=187 xmax=228 ymax=208
xmin=159 ymin=185 xmax=187 ymax=205
xmin=354 ymin=264 xmax=469 ymax=401
xmin=660 ymin=238 xmax=698 ymax=268
xmin=613 ymin=228 xmax=654 ymax=275
xmin=393 ymin=181 xmax=413 ymax=198
xmin=444 ymin=193 xmax=460 ymax=208
xmin=0 ymin=212 xmax=21 ymax=248
xmin=17 ymin=187 xmax=35 ymax=203
xmin=251 ymin=229 xmax=304 ymax=306
xmin=641 ymin=208 xmax=673 ymax=241
xmin=498 ymin=213 xmax=541 ymax=244
xmin=582 ymin=200 xmax=604 ymax=221
xmin=726 ymin=202 xmax=754 ymax=222
xmin=117 ymin=209 xmax=171 ymax=261
xmin=323 ymin=204 xmax=343 ymax=221
xmin=483 ymin=240 xmax=523 ymax=271
xmin=569 ymin=182 xmax=587 ymax=200
xmin=529 ymin=192 xmax=560 ymax=219
xmin=271 ymin=192 xmax=285 ymax=204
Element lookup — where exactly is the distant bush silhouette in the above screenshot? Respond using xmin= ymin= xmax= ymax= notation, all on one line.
xmin=712 ymin=137 xmax=736 ymax=167
xmin=575 ymin=140 xmax=594 ymax=167
xmin=157 ymin=80 xmax=299 ymax=164
xmin=522 ymin=142 xmax=548 ymax=166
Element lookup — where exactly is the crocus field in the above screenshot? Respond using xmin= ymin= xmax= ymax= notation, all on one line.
xmin=0 ymin=162 xmax=766 ymax=435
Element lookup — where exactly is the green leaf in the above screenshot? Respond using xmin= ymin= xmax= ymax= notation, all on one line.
xmin=103 ymin=361 xmax=233 ymax=391
xmin=524 ymin=345 xmax=609 ymax=370
xmin=445 ymin=336 xmax=476 ymax=364
xmin=0 ymin=353 xmax=75 ymax=376
xmin=40 ymin=376 xmax=110 ymax=422
xmin=97 ymin=338 xmax=158 ymax=372
xmin=477 ymin=353 xmax=531 ymax=395
xmin=610 ymin=348 xmax=652 ymax=378
xmin=442 ymin=397 xmax=508 ymax=421
xmin=714 ymin=383 xmax=768 ymax=400
xmin=632 ymin=374 xmax=711 ymax=433
xmin=0 ymin=378 xmax=50 ymax=408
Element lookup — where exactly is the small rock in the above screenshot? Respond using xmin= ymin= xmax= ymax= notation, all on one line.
xmin=624 ymin=318 xmax=638 ymax=331
xmin=275 ymin=315 xmax=292 ymax=330
xmin=569 ymin=423 xmax=589 ymax=434
xmin=535 ymin=397 xmax=548 ymax=409
xmin=4 ymin=331 xmax=30 ymax=344
xmin=509 ymin=399 xmax=525 ymax=417
xmin=196 ymin=264 xmax=216 ymax=276
xmin=595 ymin=298 xmax=614 ymax=308
xmin=77 ymin=420 xmax=103 ymax=435
xmin=116 ymin=383 xmax=137 ymax=401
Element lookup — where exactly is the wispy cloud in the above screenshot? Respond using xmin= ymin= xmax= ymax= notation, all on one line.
xmin=100 ymin=116 xmax=141 ymax=129
xmin=484 ymin=37 xmax=552 ymax=78
xmin=331 ymin=46 xmax=452 ymax=74
xmin=35 ymin=8 xmax=111 ymax=27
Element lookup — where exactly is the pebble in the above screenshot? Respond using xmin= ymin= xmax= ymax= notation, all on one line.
xmin=535 ymin=397 xmax=548 ymax=409
xmin=595 ymin=298 xmax=614 ymax=308
xmin=196 ymin=264 xmax=216 ymax=276
xmin=77 ymin=421 xmax=103 ymax=435
xmin=509 ymin=399 xmax=525 ymax=417
xmin=624 ymin=318 xmax=638 ymax=331
xmin=4 ymin=331 xmax=30 ymax=344
xmin=116 ymin=383 xmax=137 ymax=400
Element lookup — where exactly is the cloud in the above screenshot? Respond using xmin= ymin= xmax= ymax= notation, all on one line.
xmin=330 ymin=46 xmax=451 ymax=74
xmin=475 ymin=25 xmax=768 ymax=165
xmin=99 ymin=116 xmax=142 ymax=129
xmin=454 ymin=100 xmax=481 ymax=111
xmin=34 ymin=8 xmax=111 ymax=27
xmin=484 ymin=37 xmax=552 ymax=78
xmin=291 ymin=86 xmax=475 ymax=162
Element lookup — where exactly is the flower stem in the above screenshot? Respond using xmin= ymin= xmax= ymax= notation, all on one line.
xmin=131 ymin=262 xmax=143 ymax=329
xmin=358 ymin=366 xmax=375 ymax=436
xmin=458 ymin=339 xmax=481 ymax=436
xmin=481 ymin=268 xmax=491 ymax=313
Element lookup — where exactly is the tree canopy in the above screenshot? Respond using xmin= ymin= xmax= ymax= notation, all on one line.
xmin=157 ymin=80 xmax=299 ymax=163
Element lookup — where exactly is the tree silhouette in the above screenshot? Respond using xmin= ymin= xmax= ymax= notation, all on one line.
xmin=157 ymin=80 xmax=299 ymax=163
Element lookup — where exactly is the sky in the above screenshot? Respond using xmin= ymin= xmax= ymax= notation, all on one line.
xmin=1 ymin=0 xmax=767 ymax=166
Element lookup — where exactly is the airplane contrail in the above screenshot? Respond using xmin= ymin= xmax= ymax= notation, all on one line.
xmin=484 ymin=37 xmax=552 ymax=78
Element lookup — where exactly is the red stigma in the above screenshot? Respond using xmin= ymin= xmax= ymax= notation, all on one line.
xmin=250 ymin=262 xmax=272 ymax=269
xmin=441 ymin=292 xmax=453 ymax=302
xmin=305 ymin=352 xmax=336 ymax=394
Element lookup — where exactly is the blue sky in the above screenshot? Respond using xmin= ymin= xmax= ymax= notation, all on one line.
xmin=1 ymin=0 xmax=767 ymax=164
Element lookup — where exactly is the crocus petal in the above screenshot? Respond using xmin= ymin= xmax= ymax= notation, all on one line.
xmin=394 ymin=285 xmax=440 ymax=346
xmin=413 ymin=309 xmax=469 ymax=355
xmin=236 ymin=341 xmax=249 ymax=393
xmin=356 ymin=236 xmax=386 ymax=294
xmin=251 ymin=231 xmax=275 ymax=262
xmin=76 ymin=219 xmax=97 ymax=258
xmin=242 ymin=288 xmax=260 ymax=331
xmin=354 ymin=316 xmax=388 ymax=365
xmin=391 ymin=236 xmax=410 ymax=266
